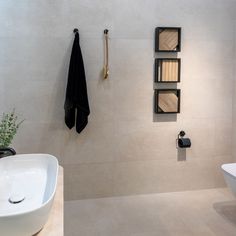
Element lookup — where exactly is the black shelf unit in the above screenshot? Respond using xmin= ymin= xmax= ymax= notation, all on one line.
xmin=155 ymin=27 xmax=181 ymax=52
xmin=155 ymin=58 xmax=181 ymax=83
xmin=154 ymin=89 xmax=181 ymax=114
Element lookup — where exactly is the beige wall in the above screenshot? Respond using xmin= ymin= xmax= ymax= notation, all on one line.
xmin=232 ymin=20 xmax=236 ymax=162
xmin=0 ymin=0 xmax=235 ymax=200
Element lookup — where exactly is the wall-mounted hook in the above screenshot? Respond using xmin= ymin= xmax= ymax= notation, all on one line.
xmin=178 ymin=130 xmax=185 ymax=138
xmin=73 ymin=28 xmax=79 ymax=33
xmin=103 ymin=29 xmax=109 ymax=79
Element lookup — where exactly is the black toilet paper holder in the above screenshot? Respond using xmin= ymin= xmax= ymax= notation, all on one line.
xmin=177 ymin=130 xmax=191 ymax=148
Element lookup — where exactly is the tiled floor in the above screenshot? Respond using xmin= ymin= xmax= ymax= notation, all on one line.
xmin=65 ymin=188 xmax=236 ymax=236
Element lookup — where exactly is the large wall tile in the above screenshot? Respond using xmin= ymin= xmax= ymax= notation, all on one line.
xmin=64 ymin=163 xmax=114 ymax=200
xmin=12 ymin=121 xmax=65 ymax=164
xmin=115 ymin=121 xmax=181 ymax=162
xmin=113 ymin=160 xmax=186 ymax=196
xmin=112 ymin=0 xmax=235 ymax=40
xmin=112 ymin=158 xmax=218 ymax=197
xmin=213 ymin=155 xmax=233 ymax=188
xmin=62 ymin=120 xmax=117 ymax=164
xmin=181 ymin=118 xmax=215 ymax=159
xmin=4 ymin=78 xmax=65 ymax=123
xmin=214 ymin=119 xmax=232 ymax=156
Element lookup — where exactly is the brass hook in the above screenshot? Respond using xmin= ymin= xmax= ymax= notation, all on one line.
xmin=103 ymin=29 xmax=109 ymax=79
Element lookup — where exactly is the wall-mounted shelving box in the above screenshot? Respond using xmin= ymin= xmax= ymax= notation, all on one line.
xmin=155 ymin=89 xmax=181 ymax=114
xmin=155 ymin=27 xmax=181 ymax=52
xmin=155 ymin=58 xmax=181 ymax=83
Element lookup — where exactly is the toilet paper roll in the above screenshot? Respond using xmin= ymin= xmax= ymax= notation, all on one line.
xmin=178 ymin=138 xmax=191 ymax=148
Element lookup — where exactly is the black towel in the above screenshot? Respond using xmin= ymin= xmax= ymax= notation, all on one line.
xmin=64 ymin=30 xmax=90 ymax=133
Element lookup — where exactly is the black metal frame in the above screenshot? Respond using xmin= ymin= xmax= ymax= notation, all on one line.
xmin=155 ymin=27 xmax=181 ymax=52
xmin=155 ymin=58 xmax=181 ymax=83
xmin=155 ymin=89 xmax=181 ymax=114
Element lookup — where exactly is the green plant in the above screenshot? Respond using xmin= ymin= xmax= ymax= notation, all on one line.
xmin=0 ymin=110 xmax=24 ymax=148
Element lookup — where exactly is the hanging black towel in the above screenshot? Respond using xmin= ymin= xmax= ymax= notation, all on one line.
xmin=64 ymin=29 xmax=90 ymax=133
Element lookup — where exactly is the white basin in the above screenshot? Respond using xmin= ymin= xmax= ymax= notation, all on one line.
xmin=0 ymin=154 xmax=59 ymax=236
xmin=222 ymin=163 xmax=236 ymax=197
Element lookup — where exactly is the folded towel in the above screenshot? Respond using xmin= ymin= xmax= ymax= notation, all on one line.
xmin=64 ymin=30 xmax=90 ymax=133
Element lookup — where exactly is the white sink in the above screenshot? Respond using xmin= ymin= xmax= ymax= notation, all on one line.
xmin=0 ymin=154 xmax=59 ymax=236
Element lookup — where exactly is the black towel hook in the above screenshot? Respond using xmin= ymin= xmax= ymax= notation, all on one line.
xmin=104 ymin=29 xmax=109 ymax=34
xmin=73 ymin=28 xmax=79 ymax=33
xmin=178 ymin=130 xmax=185 ymax=138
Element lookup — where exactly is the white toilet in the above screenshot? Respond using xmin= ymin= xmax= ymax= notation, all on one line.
xmin=222 ymin=163 xmax=236 ymax=197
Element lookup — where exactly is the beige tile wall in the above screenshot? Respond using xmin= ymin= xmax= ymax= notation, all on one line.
xmin=0 ymin=0 xmax=235 ymax=200
xmin=232 ymin=23 xmax=236 ymax=162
